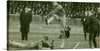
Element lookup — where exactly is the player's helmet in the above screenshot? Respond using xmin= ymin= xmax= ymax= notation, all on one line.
xmin=52 ymin=2 xmax=58 ymax=7
xmin=44 ymin=36 xmax=49 ymax=41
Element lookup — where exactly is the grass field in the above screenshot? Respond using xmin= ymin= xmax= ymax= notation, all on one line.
xmin=8 ymin=21 xmax=100 ymax=50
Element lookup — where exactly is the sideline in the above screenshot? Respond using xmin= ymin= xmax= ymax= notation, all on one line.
xmin=73 ymin=42 xmax=80 ymax=49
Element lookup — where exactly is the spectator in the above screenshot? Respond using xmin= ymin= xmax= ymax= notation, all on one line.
xmin=19 ymin=6 xmax=32 ymax=41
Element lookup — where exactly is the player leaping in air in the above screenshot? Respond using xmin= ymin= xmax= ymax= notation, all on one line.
xmin=45 ymin=2 xmax=67 ymax=48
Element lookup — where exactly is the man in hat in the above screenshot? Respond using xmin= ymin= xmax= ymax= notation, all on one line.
xmin=84 ymin=11 xmax=99 ymax=48
xmin=19 ymin=6 xmax=32 ymax=41
xmin=45 ymin=2 xmax=66 ymax=48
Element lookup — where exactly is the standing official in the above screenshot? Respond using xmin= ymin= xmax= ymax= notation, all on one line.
xmin=81 ymin=11 xmax=89 ymax=41
xmin=84 ymin=11 xmax=99 ymax=48
xmin=45 ymin=2 xmax=66 ymax=48
xmin=19 ymin=6 xmax=32 ymax=41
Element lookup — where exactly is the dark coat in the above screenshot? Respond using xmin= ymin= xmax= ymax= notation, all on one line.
xmin=97 ymin=12 xmax=100 ymax=21
xmin=19 ymin=10 xmax=32 ymax=33
xmin=81 ymin=16 xmax=90 ymax=33
xmin=84 ymin=15 xmax=100 ymax=48
xmin=84 ymin=15 xmax=99 ymax=33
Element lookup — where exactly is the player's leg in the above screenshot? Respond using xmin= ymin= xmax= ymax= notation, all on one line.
xmin=24 ymin=24 xmax=30 ymax=41
xmin=9 ymin=40 xmax=35 ymax=48
xmin=65 ymin=31 xmax=67 ymax=39
xmin=83 ymin=28 xmax=87 ymax=41
xmin=60 ymin=30 xmax=65 ymax=48
xmin=96 ymin=33 xmax=100 ymax=48
xmin=51 ymin=40 xmax=54 ymax=49
xmin=59 ymin=16 xmax=66 ymax=29
xmin=47 ymin=16 xmax=54 ymax=24
xmin=59 ymin=15 xmax=66 ymax=48
xmin=60 ymin=31 xmax=65 ymax=48
xmin=25 ymin=32 xmax=28 ymax=41
xmin=45 ymin=17 xmax=54 ymax=25
xmin=93 ymin=32 xmax=97 ymax=48
xmin=8 ymin=40 xmax=26 ymax=48
xmin=45 ymin=14 xmax=59 ymax=25
xmin=84 ymin=31 xmax=87 ymax=41
xmin=89 ymin=33 xmax=94 ymax=48
xmin=21 ymin=32 xmax=25 ymax=41
xmin=20 ymin=24 xmax=26 ymax=41
xmin=22 ymin=32 xmax=27 ymax=41
xmin=67 ymin=31 xmax=70 ymax=38
xmin=60 ymin=39 xmax=65 ymax=48
xmin=60 ymin=16 xmax=66 ymax=38
xmin=69 ymin=30 xmax=71 ymax=38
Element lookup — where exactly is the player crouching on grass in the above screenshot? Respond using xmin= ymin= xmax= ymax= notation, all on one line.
xmin=59 ymin=26 xmax=71 ymax=39
xmin=64 ymin=26 xmax=71 ymax=39
xmin=8 ymin=36 xmax=54 ymax=50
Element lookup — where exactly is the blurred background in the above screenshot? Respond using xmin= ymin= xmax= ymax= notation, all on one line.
xmin=7 ymin=1 xmax=100 ymax=25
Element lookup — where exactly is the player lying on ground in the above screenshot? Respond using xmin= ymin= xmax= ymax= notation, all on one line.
xmin=8 ymin=36 xmax=54 ymax=49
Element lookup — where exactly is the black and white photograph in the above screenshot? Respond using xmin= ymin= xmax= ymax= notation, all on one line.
xmin=7 ymin=0 xmax=100 ymax=50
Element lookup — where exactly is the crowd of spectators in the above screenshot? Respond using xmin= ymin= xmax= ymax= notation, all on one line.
xmin=8 ymin=1 xmax=100 ymax=18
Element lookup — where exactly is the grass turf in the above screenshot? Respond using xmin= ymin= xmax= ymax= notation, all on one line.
xmin=8 ymin=21 xmax=100 ymax=50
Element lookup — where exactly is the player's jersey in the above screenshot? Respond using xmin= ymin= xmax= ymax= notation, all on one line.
xmin=54 ymin=5 xmax=66 ymax=17
xmin=9 ymin=40 xmax=51 ymax=49
xmin=34 ymin=40 xmax=51 ymax=49
xmin=48 ymin=4 xmax=66 ymax=17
